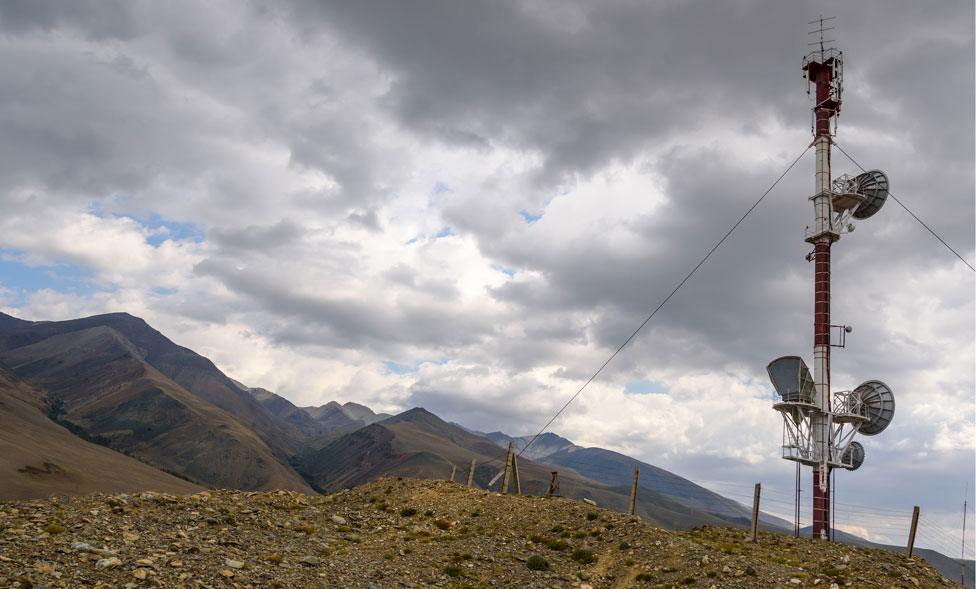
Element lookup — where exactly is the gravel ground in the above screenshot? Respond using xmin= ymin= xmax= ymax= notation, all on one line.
xmin=0 ymin=478 xmax=957 ymax=588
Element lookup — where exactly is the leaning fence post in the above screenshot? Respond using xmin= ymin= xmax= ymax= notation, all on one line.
xmin=750 ymin=483 xmax=761 ymax=543
xmin=466 ymin=458 xmax=476 ymax=488
xmin=628 ymin=466 xmax=640 ymax=515
xmin=501 ymin=441 xmax=513 ymax=495
xmin=449 ymin=464 xmax=457 ymax=483
xmin=547 ymin=472 xmax=559 ymax=498
xmin=511 ymin=450 xmax=521 ymax=496
xmin=906 ymin=506 xmax=920 ymax=557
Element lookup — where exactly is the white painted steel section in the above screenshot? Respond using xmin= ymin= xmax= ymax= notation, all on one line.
xmin=813 ymin=136 xmax=833 ymax=236
xmin=812 ymin=134 xmax=834 ymax=494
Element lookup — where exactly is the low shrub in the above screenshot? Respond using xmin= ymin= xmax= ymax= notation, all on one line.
xmin=571 ymin=549 xmax=594 ymax=564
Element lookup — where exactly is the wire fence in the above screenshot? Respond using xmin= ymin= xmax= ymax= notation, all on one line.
xmin=459 ymin=447 xmax=972 ymax=565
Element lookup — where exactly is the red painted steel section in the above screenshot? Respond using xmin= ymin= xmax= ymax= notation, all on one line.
xmin=813 ymin=468 xmax=831 ymax=539
xmin=814 ymin=64 xmax=833 ymax=137
xmin=812 ymin=240 xmax=832 ymax=540
xmin=814 ymin=242 xmax=831 ymax=347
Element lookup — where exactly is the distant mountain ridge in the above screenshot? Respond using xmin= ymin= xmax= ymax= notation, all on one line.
xmin=293 ymin=407 xmax=787 ymax=531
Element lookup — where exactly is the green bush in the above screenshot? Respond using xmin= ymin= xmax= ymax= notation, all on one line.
xmin=399 ymin=507 xmax=417 ymax=517
xmin=571 ymin=549 xmax=594 ymax=564
xmin=443 ymin=565 xmax=462 ymax=578
xmin=526 ymin=555 xmax=550 ymax=571
xmin=545 ymin=539 xmax=568 ymax=551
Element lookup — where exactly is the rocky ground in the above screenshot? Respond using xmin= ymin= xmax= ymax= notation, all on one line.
xmin=0 ymin=478 xmax=957 ymax=588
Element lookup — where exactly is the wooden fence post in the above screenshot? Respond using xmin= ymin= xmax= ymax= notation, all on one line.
xmin=466 ymin=458 xmax=476 ymax=488
xmin=501 ymin=441 xmax=513 ymax=495
xmin=449 ymin=464 xmax=457 ymax=483
xmin=547 ymin=472 xmax=559 ymax=498
xmin=511 ymin=450 xmax=521 ymax=496
xmin=906 ymin=506 xmax=920 ymax=557
xmin=750 ymin=483 xmax=761 ymax=543
xmin=629 ymin=466 xmax=640 ymax=516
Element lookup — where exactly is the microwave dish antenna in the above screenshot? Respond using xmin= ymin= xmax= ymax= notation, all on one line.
xmin=851 ymin=169 xmax=889 ymax=219
xmin=842 ymin=440 xmax=865 ymax=471
xmin=853 ymin=380 xmax=895 ymax=435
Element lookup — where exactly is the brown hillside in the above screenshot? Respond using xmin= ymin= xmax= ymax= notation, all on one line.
xmin=0 ymin=367 xmax=199 ymax=499
xmin=0 ymin=478 xmax=956 ymax=588
xmin=0 ymin=312 xmax=304 ymax=455
xmin=0 ymin=326 xmax=312 ymax=494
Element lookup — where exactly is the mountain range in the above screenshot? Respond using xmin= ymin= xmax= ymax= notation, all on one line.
xmin=0 ymin=310 xmax=968 ymax=584
xmin=0 ymin=311 xmax=775 ymax=531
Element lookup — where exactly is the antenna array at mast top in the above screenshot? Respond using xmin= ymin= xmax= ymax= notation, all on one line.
xmin=808 ymin=15 xmax=837 ymax=59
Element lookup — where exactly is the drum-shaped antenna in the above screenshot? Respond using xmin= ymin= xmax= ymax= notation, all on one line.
xmin=851 ymin=170 xmax=889 ymax=219
xmin=853 ymin=380 xmax=895 ymax=435
xmin=767 ymin=356 xmax=815 ymax=404
xmin=843 ymin=441 xmax=865 ymax=471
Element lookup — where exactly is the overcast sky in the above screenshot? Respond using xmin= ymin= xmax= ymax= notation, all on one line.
xmin=0 ymin=0 xmax=972 ymax=554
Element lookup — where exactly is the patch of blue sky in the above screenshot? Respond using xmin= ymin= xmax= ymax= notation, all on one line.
xmin=384 ymin=361 xmax=417 ymax=375
xmin=519 ymin=209 xmax=543 ymax=225
xmin=428 ymin=181 xmax=451 ymax=208
xmin=624 ymin=379 xmax=670 ymax=395
xmin=0 ymin=252 xmax=96 ymax=304
xmin=102 ymin=211 xmax=204 ymax=246
xmin=86 ymin=200 xmax=105 ymax=217
xmin=383 ymin=358 xmax=450 ymax=375
xmin=433 ymin=226 xmax=454 ymax=239
xmin=137 ymin=213 xmax=205 ymax=246
xmin=492 ymin=264 xmax=516 ymax=278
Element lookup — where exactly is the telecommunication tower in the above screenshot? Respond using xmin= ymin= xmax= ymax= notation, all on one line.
xmin=766 ymin=18 xmax=896 ymax=541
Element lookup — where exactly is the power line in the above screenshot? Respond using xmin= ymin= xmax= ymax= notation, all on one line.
xmin=832 ymin=140 xmax=976 ymax=272
xmin=512 ymin=143 xmax=814 ymax=459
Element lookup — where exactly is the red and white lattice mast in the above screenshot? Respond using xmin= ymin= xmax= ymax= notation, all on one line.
xmin=804 ymin=16 xmax=842 ymax=542
xmin=767 ymin=18 xmax=896 ymax=541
